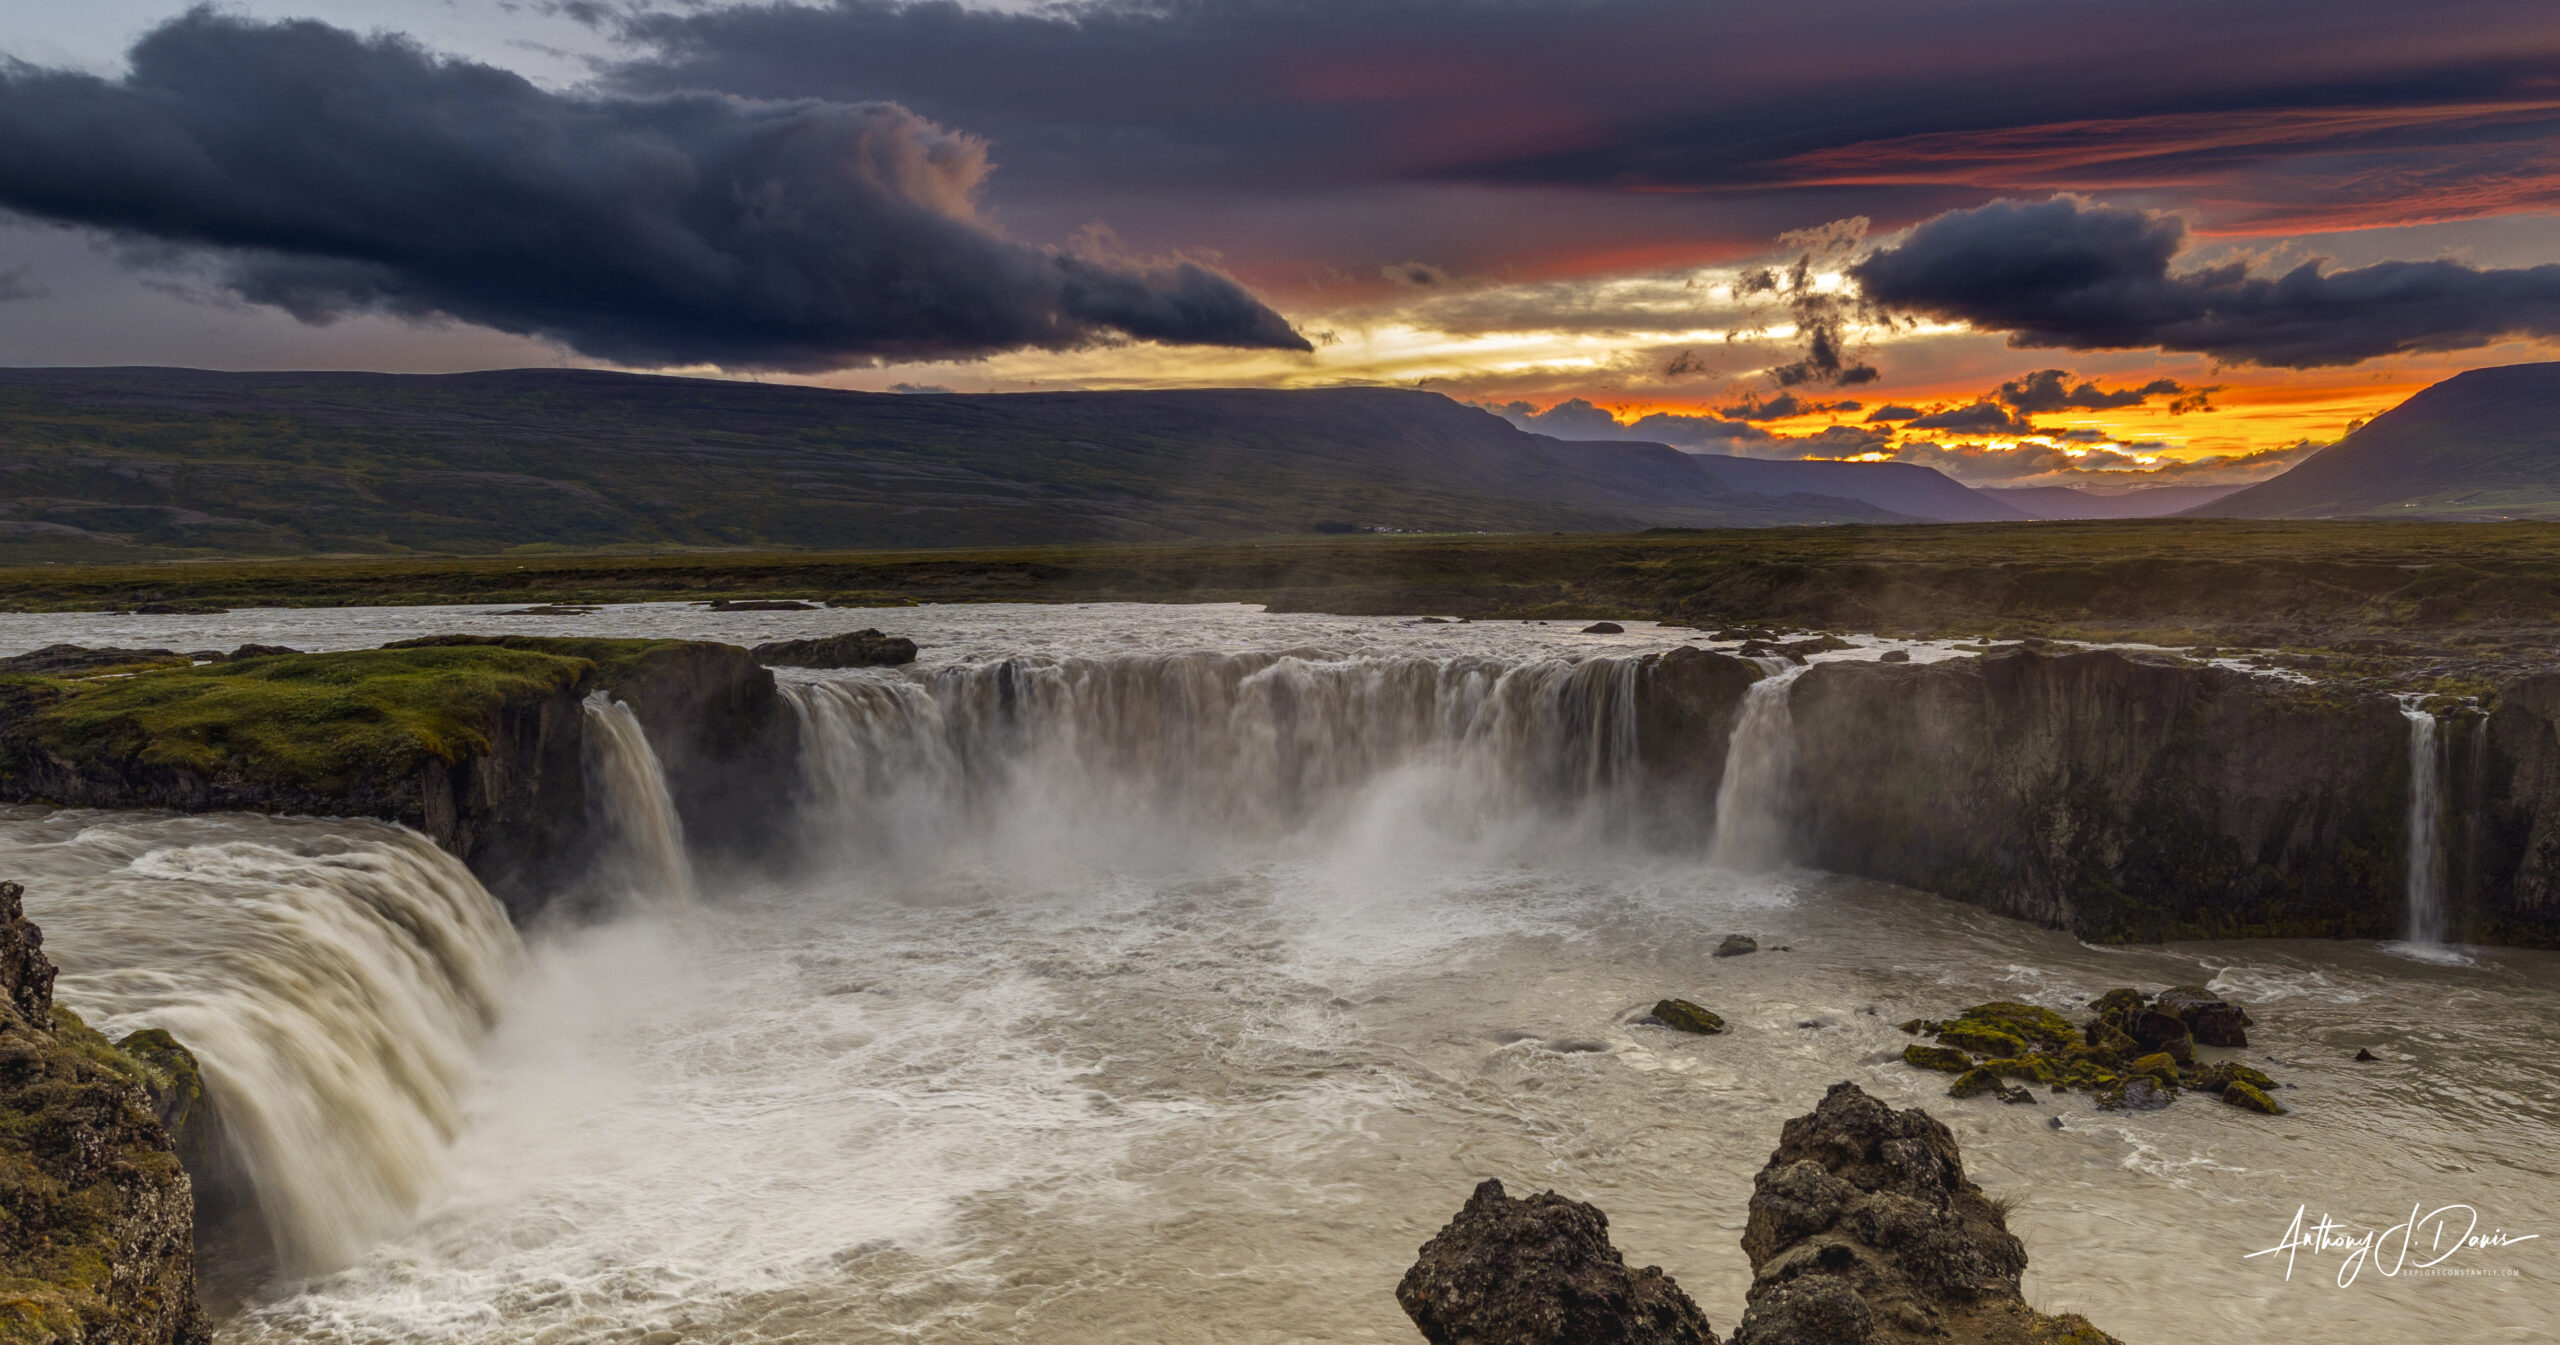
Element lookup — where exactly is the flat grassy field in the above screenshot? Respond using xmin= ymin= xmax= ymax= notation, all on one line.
xmin=2 ymin=519 xmax=2555 ymax=648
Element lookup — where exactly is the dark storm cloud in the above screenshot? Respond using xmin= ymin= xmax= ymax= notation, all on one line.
xmin=0 ymin=11 xmax=1306 ymax=371
xmin=1714 ymin=393 xmax=1860 ymax=421
xmin=1992 ymin=369 xmax=2189 ymax=413
xmin=1852 ymin=196 xmax=2560 ymax=368
xmin=1495 ymin=398 xmax=1772 ymax=452
xmin=1905 ymin=402 xmax=2036 ymax=435
xmin=613 ymin=1 xmax=2560 ymax=279
xmin=1863 ymin=404 xmax=1921 ymax=422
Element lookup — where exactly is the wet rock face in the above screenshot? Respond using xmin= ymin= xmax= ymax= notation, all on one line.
xmin=0 ymin=881 xmax=206 ymax=1345
xmin=1732 ymin=1083 xmax=2119 ymax=1345
xmin=1397 ymin=1178 xmax=1717 ymax=1345
xmin=749 ymin=629 xmax=919 ymax=669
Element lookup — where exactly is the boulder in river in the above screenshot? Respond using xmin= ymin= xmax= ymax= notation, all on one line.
xmin=1714 ymin=934 xmax=1759 ymax=958
xmin=750 ymin=629 xmax=920 ymax=669
xmin=1732 ymin=1082 xmax=2121 ymax=1345
xmin=1397 ymin=1177 xmax=1717 ymax=1345
xmin=1582 ymin=622 xmax=1626 ymax=634
xmin=1651 ymin=999 xmax=1726 ymax=1035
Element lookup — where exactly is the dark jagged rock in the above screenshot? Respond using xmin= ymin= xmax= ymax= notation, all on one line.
xmin=0 ymin=645 xmax=189 ymax=675
xmin=1714 ymin=934 xmax=1759 ymax=958
xmin=2096 ymin=1076 xmax=2174 ymax=1111
xmin=1651 ymin=999 xmax=1725 ymax=1035
xmin=0 ymin=881 xmax=207 ymax=1345
xmin=2354 ymin=1047 xmax=2379 ymax=1062
xmin=749 ymin=629 xmax=920 ymax=669
xmin=225 ymin=645 xmax=299 ymax=661
xmin=1397 ymin=1178 xmax=1717 ymax=1345
xmin=1877 ymin=649 xmax=1911 ymax=663
xmin=1732 ymin=1083 xmax=2119 ymax=1345
xmin=2152 ymin=986 xmax=2251 ymax=1046
xmin=1582 ymin=621 xmax=1626 ymax=634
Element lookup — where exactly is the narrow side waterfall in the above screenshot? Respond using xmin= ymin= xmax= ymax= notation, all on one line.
xmin=1709 ymin=661 xmax=1812 ymax=871
xmin=11 ymin=818 xmax=522 ymax=1276
xmin=2400 ymin=702 xmax=2449 ymax=946
xmin=779 ymin=652 xmax=1646 ymax=861
xmin=581 ymin=691 xmax=696 ymax=909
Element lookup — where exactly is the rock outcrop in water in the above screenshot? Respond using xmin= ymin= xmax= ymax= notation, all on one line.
xmin=749 ymin=629 xmax=918 ymax=669
xmin=1732 ymin=1083 xmax=2118 ymax=1345
xmin=0 ymin=881 xmax=206 ymax=1344
xmin=1397 ymin=1178 xmax=1717 ymax=1345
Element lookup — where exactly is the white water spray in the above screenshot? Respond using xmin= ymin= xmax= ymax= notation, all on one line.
xmin=581 ymin=692 xmax=695 ymax=909
xmin=2400 ymin=702 xmax=2449 ymax=947
xmin=15 ymin=819 xmax=521 ymax=1275
xmin=781 ymin=652 xmax=1646 ymax=865
xmin=1709 ymin=661 xmax=1811 ymax=872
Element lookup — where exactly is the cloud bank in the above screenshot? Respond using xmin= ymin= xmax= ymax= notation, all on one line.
xmin=1854 ymin=196 xmax=2560 ymax=368
xmin=0 ymin=11 xmax=1306 ymax=370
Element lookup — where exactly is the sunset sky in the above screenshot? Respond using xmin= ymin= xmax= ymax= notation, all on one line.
xmin=7 ymin=1 xmax=2560 ymax=486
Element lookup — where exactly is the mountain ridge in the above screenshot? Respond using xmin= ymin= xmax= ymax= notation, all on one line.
xmin=2190 ymin=361 xmax=2560 ymax=520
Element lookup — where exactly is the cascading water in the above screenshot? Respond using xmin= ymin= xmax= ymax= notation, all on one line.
xmin=580 ymin=691 xmax=696 ymax=909
xmin=780 ymin=651 xmax=1647 ymax=866
xmin=3 ymin=814 xmax=521 ymax=1276
xmin=1708 ymin=661 xmax=1811 ymax=872
xmin=2399 ymin=701 xmax=2449 ymax=947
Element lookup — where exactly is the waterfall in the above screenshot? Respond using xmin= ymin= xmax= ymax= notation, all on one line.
xmin=1709 ymin=661 xmax=1811 ymax=872
xmin=581 ymin=691 xmax=696 ymax=909
xmin=779 ymin=652 xmax=1645 ymax=860
xmin=2400 ymin=702 xmax=2448 ymax=946
xmin=22 ymin=821 xmax=521 ymax=1276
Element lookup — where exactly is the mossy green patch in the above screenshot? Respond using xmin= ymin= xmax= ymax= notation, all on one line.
xmin=1932 ymin=1023 xmax=2027 ymax=1058
xmin=1651 ymin=999 xmax=1725 ymax=1035
xmin=11 ymin=646 xmax=589 ymax=792
xmin=1950 ymin=1001 xmax=2078 ymax=1050
xmin=2220 ymin=1081 xmax=2287 ymax=1115
xmin=1903 ymin=1044 xmax=1972 ymax=1073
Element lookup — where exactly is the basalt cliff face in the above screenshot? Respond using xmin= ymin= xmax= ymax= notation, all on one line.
xmin=1773 ymin=648 xmax=2558 ymax=947
xmin=1785 ymin=649 xmax=2412 ymax=942
xmin=0 ymin=882 xmax=205 ymax=1345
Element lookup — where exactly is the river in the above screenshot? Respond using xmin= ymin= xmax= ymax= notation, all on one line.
xmin=0 ymin=602 xmax=2547 ymax=1340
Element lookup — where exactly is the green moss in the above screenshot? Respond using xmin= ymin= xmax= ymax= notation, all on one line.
xmin=1948 ymin=1067 xmax=2008 ymax=1099
xmin=2220 ymin=1080 xmax=2287 ymax=1115
xmin=1650 ymin=999 xmax=1725 ymax=1035
xmin=2128 ymin=1052 xmax=2181 ymax=1086
xmin=2193 ymin=1061 xmax=2278 ymax=1094
xmin=1933 ymin=1024 xmax=2027 ymax=1058
xmin=377 ymin=634 xmax=713 ymax=692
xmin=1951 ymin=1001 xmax=2078 ymax=1050
xmin=1903 ymin=1044 xmax=1973 ymax=1073
xmin=14 ymin=646 xmax=589 ymax=791
xmin=1973 ymin=1055 xmax=2060 ymax=1085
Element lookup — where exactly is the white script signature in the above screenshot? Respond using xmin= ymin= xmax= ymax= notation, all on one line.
xmin=2245 ymin=1203 xmax=2538 ymax=1286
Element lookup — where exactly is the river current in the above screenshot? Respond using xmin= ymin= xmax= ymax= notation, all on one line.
xmin=0 ymin=602 xmax=2549 ymax=1340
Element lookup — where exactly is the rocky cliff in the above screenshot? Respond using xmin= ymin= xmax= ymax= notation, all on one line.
xmin=1784 ymin=648 xmax=2412 ymax=941
xmin=0 ymin=882 xmax=205 ymax=1345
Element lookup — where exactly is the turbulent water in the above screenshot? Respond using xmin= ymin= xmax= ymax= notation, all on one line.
xmin=2401 ymin=704 xmax=2451 ymax=949
xmin=1 ymin=604 xmax=2550 ymax=1340
xmin=1707 ymin=660 xmax=1808 ymax=872
xmin=581 ymin=691 xmax=698 ymax=911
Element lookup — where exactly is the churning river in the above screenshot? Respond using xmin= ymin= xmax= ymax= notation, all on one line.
xmin=0 ymin=603 xmax=2550 ymax=1341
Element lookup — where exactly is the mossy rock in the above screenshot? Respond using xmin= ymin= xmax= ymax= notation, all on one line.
xmin=1975 ymin=1055 xmax=2060 ymax=1086
xmin=2087 ymin=987 xmax=2149 ymax=1018
xmin=2096 ymin=1075 xmax=2175 ymax=1111
xmin=1952 ymin=1001 xmax=2078 ymax=1050
xmin=110 ymin=1029 xmax=205 ymax=1151
xmin=2221 ymin=1081 xmax=2287 ymax=1115
xmin=2128 ymin=1052 xmax=2182 ymax=1086
xmin=1933 ymin=1024 xmax=2028 ymax=1058
xmin=1903 ymin=1044 xmax=1973 ymax=1073
xmin=1947 ymin=1067 xmax=2009 ymax=1099
xmin=2082 ymin=1017 xmax=2139 ymax=1059
xmin=2193 ymin=1061 xmax=2279 ymax=1094
xmin=1896 ymin=1018 xmax=1927 ymax=1035
xmin=1651 ymin=999 xmax=1725 ymax=1035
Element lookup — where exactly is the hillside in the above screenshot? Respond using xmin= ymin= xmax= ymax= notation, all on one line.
xmin=1983 ymin=484 xmax=2244 ymax=519
xmin=1682 ymin=454 xmax=2029 ymax=522
xmin=2191 ymin=362 xmax=2560 ymax=519
xmin=0 ymin=369 xmax=1901 ymax=559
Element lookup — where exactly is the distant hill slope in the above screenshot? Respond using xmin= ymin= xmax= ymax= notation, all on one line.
xmin=1983 ymin=484 xmax=2244 ymax=519
xmin=1680 ymin=455 xmax=2029 ymax=523
xmin=2190 ymin=362 xmax=2560 ymax=520
xmin=0 ymin=368 xmax=1902 ymax=559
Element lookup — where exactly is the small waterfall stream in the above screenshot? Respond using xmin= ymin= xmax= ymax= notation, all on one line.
xmin=580 ymin=692 xmax=696 ymax=909
xmin=1709 ymin=661 xmax=1811 ymax=872
xmin=2399 ymin=702 xmax=2449 ymax=947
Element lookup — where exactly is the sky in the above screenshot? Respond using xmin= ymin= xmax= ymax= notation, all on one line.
xmin=6 ymin=2 xmax=2560 ymax=487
